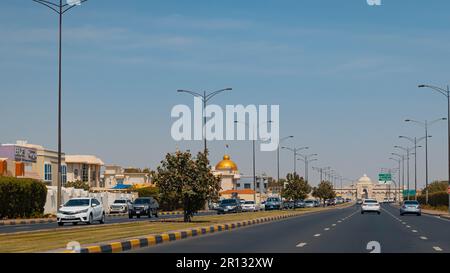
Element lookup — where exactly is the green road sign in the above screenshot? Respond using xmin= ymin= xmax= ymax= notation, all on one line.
xmin=378 ymin=173 xmax=392 ymax=183
xmin=402 ymin=190 xmax=416 ymax=197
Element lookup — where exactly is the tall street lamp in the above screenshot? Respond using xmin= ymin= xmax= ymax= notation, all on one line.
xmin=297 ymin=154 xmax=318 ymax=182
xmin=389 ymin=157 xmax=401 ymax=201
xmin=418 ymin=84 xmax=450 ymax=214
xmin=281 ymin=146 xmax=309 ymax=174
xmin=178 ymin=88 xmax=233 ymax=153
xmin=405 ymin=118 xmax=446 ymax=204
xmin=235 ymin=120 xmax=272 ymax=203
xmin=399 ymin=136 xmax=426 ymax=200
xmin=277 ymin=136 xmax=294 ymax=182
xmin=391 ymin=152 xmax=405 ymax=196
xmin=33 ymin=0 xmax=89 ymax=210
xmin=395 ymin=145 xmax=421 ymax=200
xmin=312 ymin=166 xmax=331 ymax=183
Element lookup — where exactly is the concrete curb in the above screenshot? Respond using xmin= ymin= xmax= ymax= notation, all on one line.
xmin=70 ymin=212 xmax=303 ymax=253
xmin=0 ymin=211 xmax=211 ymax=226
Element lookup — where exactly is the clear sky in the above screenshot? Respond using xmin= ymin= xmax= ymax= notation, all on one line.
xmin=1 ymin=0 xmax=449 ymax=188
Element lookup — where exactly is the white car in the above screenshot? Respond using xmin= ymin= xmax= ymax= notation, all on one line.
xmin=110 ymin=199 xmax=132 ymax=214
xmin=57 ymin=198 xmax=106 ymax=226
xmin=361 ymin=199 xmax=381 ymax=215
xmin=242 ymin=201 xmax=260 ymax=212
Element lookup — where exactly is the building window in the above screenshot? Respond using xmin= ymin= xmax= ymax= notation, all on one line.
xmin=44 ymin=163 xmax=52 ymax=182
xmin=74 ymin=169 xmax=79 ymax=178
xmin=92 ymin=170 xmax=97 ymax=182
xmin=244 ymin=184 xmax=251 ymax=189
xmin=61 ymin=165 xmax=67 ymax=185
xmin=236 ymin=183 xmax=241 ymax=188
xmin=82 ymin=164 xmax=88 ymax=182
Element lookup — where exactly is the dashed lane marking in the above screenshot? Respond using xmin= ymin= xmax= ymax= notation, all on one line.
xmin=406 ymin=225 xmax=411 ymax=228
xmin=332 ymin=224 xmax=336 ymax=226
xmin=412 ymin=230 xmax=418 ymax=233
xmin=314 ymin=234 xmax=321 ymax=237
xmin=324 ymin=228 xmax=330 ymax=231
xmin=296 ymin=242 xmax=307 ymax=248
xmin=420 ymin=236 xmax=428 ymax=240
xmin=433 ymin=246 xmax=443 ymax=252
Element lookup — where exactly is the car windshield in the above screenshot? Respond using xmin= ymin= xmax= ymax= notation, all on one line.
xmin=64 ymin=199 xmax=90 ymax=207
xmin=404 ymin=201 xmax=419 ymax=205
xmin=267 ymin=198 xmax=279 ymax=202
xmin=134 ymin=199 xmax=151 ymax=204
xmin=114 ymin=200 xmax=127 ymax=204
xmin=245 ymin=201 xmax=254 ymax=205
xmin=364 ymin=200 xmax=378 ymax=204
xmin=305 ymin=200 xmax=314 ymax=203
xmin=221 ymin=199 xmax=237 ymax=205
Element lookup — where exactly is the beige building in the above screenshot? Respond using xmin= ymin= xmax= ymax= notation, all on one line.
xmin=103 ymin=165 xmax=152 ymax=189
xmin=335 ymin=174 xmax=403 ymax=202
xmin=65 ymin=155 xmax=104 ymax=187
xmin=213 ymin=155 xmax=241 ymax=192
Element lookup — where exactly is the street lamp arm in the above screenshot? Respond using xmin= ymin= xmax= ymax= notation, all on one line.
xmin=429 ymin=117 xmax=448 ymax=126
xmin=205 ymin=88 xmax=232 ymax=102
xmin=33 ymin=0 xmax=60 ymax=13
xmin=419 ymin=85 xmax=449 ymax=98
xmin=62 ymin=0 xmax=89 ymax=14
xmin=177 ymin=89 xmax=203 ymax=98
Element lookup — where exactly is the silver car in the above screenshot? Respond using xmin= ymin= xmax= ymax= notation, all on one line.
xmin=400 ymin=200 xmax=421 ymax=216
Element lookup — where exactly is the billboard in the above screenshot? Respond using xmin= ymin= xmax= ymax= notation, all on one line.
xmin=0 ymin=145 xmax=37 ymax=163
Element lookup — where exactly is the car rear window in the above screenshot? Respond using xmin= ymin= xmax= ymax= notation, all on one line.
xmin=221 ymin=199 xmax=237 ymax=204
xmin=364 ymin=200 xmax=377 ymax=203
xmin=134 ymin=199 xmax=151 ymax=204
xmin=245 ymin=201 xmax=254 ymax=204
xmin=404 ymin=201 xmax=419 ymax=205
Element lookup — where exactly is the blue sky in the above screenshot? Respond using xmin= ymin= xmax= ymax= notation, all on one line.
xmin=1 ymin=0 xmax=450 ymax=187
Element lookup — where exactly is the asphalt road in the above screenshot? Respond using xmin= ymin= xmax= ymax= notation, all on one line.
xmin=0 ymin=211 xmax=215 ymax=234
xmin=130 ymin=204 xmax=450 ymax=253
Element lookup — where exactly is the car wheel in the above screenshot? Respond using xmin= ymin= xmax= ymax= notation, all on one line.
xmin=154 ymin=212 xmax=159 ymax=218
xmin=137 ymin=215 xmax=141 ymax=219
xmin=361 ymin=211 xmax=364 ymax=214
xmin=417 ymin=213 xmax=421 ymax=216
xmin=128 ymin=214 xmax=133 ymax=219
xmin=400 ymin=213 xmax=404 ymax=216
xmin=377 ymin=212 xmax=381 ymax=215
xmin=87 ymin=214 xmax=93 ymax=225
xmin=58 ymin=222 xmax=64 ymax=226
xmin=148 ymin=211 xmax=152 ymax=218
xmin=100 ymin=213 xmax=105 ymax=224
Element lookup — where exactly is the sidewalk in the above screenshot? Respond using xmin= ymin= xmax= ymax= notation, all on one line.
xmin=420 ymin=208 xmax=450 ymax=219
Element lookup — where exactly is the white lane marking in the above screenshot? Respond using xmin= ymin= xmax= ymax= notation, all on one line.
xmin=324 ymin=228 xmax=330 ymax=231
xmin=433 ymin=246 xmax=443 ymax=252
xmin=402 ymin=222 xmax=406 ymax=225
xmin=412 ymin=230 xmax=418 ymax=233
xmin=338 ymin=220 xmax=342 ymax=223
xmin=406 ymin=225 xmax=411 ymax=228
xmin=296 ymin=242 xmax=307 ymax=248
xmin=420 ymin=236 xmax=428 ymax=240
xmin=332 ymin=224 xmax=336 ymax=226
xmin=314 ymin=234 xmax=321 ymax=237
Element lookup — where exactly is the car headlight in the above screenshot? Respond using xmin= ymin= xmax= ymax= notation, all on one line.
xmin=76 ymin=209 xmax=89 ymax=214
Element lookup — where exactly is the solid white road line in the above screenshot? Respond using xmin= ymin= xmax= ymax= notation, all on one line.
xmin=296 ymin=243 xmax=307 ymax=248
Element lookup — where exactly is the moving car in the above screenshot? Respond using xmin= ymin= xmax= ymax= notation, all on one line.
xmin=110 ymin=198 xmax=132 ymax=214
xmin=242 ymin=200 xmax=259 ymax=212
xmin=265 ymin=197 xmax=282 ymax=210
xmin=57 ymin=198 xmax=105 ymax=226
xmin=361 ymin=199 xmax=381 ymax=215
xmin=304 ymin=200 xmax=316 ymax=208
xmin=128 ymin=197 xmax=159 ymax=219
xmin=400 ymin=200 xmax=421 ymax=216
xmin=217 ymin=199 xmax=242 ymax=214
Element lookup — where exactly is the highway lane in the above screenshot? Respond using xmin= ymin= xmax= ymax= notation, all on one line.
xmin=0 ymin=211 xmax=215 ymax=234
xmin=130 ymin=204 xmax=450 ymax=253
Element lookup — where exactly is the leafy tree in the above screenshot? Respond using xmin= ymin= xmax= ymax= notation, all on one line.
xmin=282 ymin=173 xmax=311 ymax=201
xmin=65 ymin=180 xmax=90 ymax=191
xmin=135 ymin=186 xmax=160 ymax=200
xmin=312 ymin=181 xmax=335 ymax=206
xmin=423 ymin=181 xmax=448 ymax=194
xmin=153 ymin=150 xmax=221 ymax=222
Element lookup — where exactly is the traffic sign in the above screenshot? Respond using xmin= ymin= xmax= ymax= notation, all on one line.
xmin=378 ymin=173 xmax=392 ymax=184
xmin=403 ymin=190 xmax=416 ymax=197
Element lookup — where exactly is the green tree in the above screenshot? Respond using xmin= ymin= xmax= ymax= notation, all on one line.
xmin=312 ymin=181 xmax=335 ymax=206
xmin=65 ymin=180 xmax=90 ymax=191
xmin=423 ymin=181 xmax=448 ymax=194
xmin=153 ymin=150 xmax=221 ymax=222
xmin=135 ymin=186 xmax=160 ymax=200
xmin=282 ymin=173 xmax=311 ymax=201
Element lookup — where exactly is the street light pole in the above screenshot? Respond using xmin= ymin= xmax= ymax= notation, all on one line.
xmin=395 ymin=146 xmax=412 ymax=200
xmin=178 ymin=88 xmax=233 ymax=153
xmin=33 ymin=0 xmax=89 ymax=210
xmin=418 ymin=84 xmax=450 ymax=214
xmin=399 ymin=136 xmax=425 ymax=200
xmin=277 ymin=136 xmax=294 ymax=182
xmin=281 ymin=146 xmax=309 ymax=175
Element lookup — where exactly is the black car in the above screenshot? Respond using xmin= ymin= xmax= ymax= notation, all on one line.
xmin=216 ymin=199 xmax=242 ymax=215
xmin=129 ymin=197 xmax=159 ymax=219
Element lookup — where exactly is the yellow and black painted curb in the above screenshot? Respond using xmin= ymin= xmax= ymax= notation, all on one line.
xmin=75 ymin=213 xmax=301 ymax=253
xmin=0 ymin=219 xmax=56 ymax=226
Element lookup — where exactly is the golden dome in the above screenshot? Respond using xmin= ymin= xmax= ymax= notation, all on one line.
xmin=215 ymin=155 xmax=238 ymax=172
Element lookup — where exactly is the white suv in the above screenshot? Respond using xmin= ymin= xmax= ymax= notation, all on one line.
xmin=57 ymin=198 xmax=106 ymax=226
xmin=361 ymin=199 xmax=381 ymax=215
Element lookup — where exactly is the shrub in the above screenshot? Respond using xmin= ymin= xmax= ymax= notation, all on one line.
xmin=65 ymin=180 xmax=90 ymax=191
xmin=417 ymin=191 xmax=449 ymax=207
xmin=0 ymin=177 xmax=47 ymax=219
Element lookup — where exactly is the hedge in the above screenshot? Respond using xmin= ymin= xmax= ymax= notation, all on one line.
xmin=0 ymin=176 xmax=47 ymax=219
xmin=417 ymin=191 xmax=449 ymax=207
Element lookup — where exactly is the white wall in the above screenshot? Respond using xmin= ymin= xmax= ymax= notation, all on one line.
xmin=44 ymin=186 xmax=137 ymax=214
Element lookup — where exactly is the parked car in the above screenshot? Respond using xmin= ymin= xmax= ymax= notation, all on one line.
xmin=128 ymin=197 xmax=159 ymax=219
xmin=356 ymin=199 xmax=363 ymax=205
xmin=260 ymin=201 xmax=266 ymax=211
xmin=400 ymin=200 xmax=421 ymax=216
xmin=304 ymin=200 xmax=316 ymax=208
xmin=57 ymin=197 xmax=105 ymax=226
xmin=265 ymin=197 xmax=282 ymax=210
xmin=326 ymin=199 xmax=336 ymax=206
xmin=294 ymin=199 xmax=305 ymax=208
xmin=209 ymin=202 xmax=220 ymax=210
xmin=345 ymin=198 xmax=352 ymax=203
xmin=217 ymin=199 xmax=242 ymax=214
xmin=242 ymin=200 xmax=260 ymax=212
xmin=361 ymin=199 xmax=381 ymax=215
xmin=313 ymin=200 xmax=320 ymax=207
xmin=110 ymin=199 xmax=132 ymax=214
xmin=282 ymin=200 xmax=295 ymax=210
